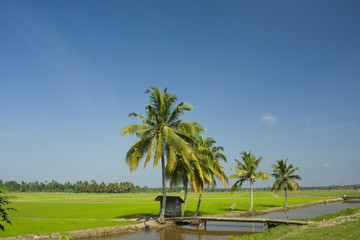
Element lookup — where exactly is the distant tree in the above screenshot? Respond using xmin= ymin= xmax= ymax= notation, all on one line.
xmin=4 ymin=181 xmax=20 ymax=192
xmin=83 ymin=181 xmax=90 ymax=193
xmin=90 ymin=180 xmax=98 ymax=193
xmin=270 ymin=158 xmax=301 ymax=207
xmin=98 ymin=182 xmax=106 ymax=193
xmin=230 ymin=151 xmax=270 ymax=212
xmin=0 ymin=189 xmax=15 ymax=231
xmin=64 ymin=182 xmax=73 ymax=192
xmin=74 ymin=181 xmax=84 ymax=193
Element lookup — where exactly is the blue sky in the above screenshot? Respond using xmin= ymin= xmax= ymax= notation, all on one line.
xmin=1 ymin=0 xmax=359 ymax=188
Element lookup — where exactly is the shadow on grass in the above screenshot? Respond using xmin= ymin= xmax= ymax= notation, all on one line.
xmin=255 ymin=204 xmax=279 ymax=209
xmin=117 ymin=210 xmax=204 ymax=219
xmin=115 ymin=213 xmax=158 ymax=219
xmin=219 ymin=208 xmax=244 ymax=212
xmin=182 ymin=210 xmax=196 ymax=216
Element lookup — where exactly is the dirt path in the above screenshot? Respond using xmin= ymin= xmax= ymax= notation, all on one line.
xmin=308 ymin=211 xmax=360 ymax=228
xmin=12 ymin=217 xmax=137 ymax=222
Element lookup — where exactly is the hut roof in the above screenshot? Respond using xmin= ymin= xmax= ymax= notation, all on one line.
xmin=154 ymin=195 xmax=184 ymax=203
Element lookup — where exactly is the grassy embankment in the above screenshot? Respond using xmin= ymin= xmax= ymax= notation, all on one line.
xmin=1 ymin=190 xmax=359 ymax=238
xmin=227 ymin=206 xmax=360 ymax=240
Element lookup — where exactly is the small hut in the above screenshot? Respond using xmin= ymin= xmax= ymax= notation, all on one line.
xmin=154 ymin=195 xmax=184 ymax=217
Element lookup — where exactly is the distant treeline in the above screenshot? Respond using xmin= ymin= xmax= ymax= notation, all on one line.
xmin=0 ymin=180 xmax=142 ymax=193
xmin=1 ymin=180 xmax=359 ymax=193
xmin=299 ymin=184 xmax=360 ymax=191
xmin=0 ymin=180 xmax=203 ymax=193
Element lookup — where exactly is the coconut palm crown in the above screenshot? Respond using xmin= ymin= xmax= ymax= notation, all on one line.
xmin=121 ymin=87 xmax=199 ymax=223
xmin=270 ymin=158 xmax=302 ymax=207
xmin=230 ymin=151 xmax=270 ymax=212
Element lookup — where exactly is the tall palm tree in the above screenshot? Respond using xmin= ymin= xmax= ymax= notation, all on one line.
xmin=121 ymin=87 xmax=198 ymax=223
xmin=230 ymin=151 xmax=270 ymax=212
xmin=270 ymin=158 xmax=301 ymax=207
xmin=194 ymin=136 xmax=228 ymax=216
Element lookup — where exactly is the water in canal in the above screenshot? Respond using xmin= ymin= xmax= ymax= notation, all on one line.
xmin=83 ymin=222 xmax=262 ymax=240
xmin=82 ymin=201 xmax=360 ymax=240
xmin=257 ymin=201 xmax=360 ymax=219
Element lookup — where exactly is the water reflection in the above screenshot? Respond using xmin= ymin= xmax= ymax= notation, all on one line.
xmin=258 ymin=202 xmax=360 ymax=219
xmin=82 ymin=222 xmax=259 ymax=240
xmin=157 ymin=222 xmax=260 ymax=240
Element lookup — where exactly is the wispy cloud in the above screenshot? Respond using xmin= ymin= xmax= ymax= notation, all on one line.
xmin=0 ymin=131 xmax=27 ymax=139
xmin=260 ymin=113 xmax=278 ymax=125
xmin=323 ymin=163 xmax=332 ymax=168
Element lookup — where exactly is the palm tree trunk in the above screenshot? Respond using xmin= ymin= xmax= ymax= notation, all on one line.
xmin=195 ymin=192 xmax=202 ymax=216
xmin=181 ymin=181 xmax=188 ymax=217
xmin=158 ymin=155 xmax=166 ymax=223
xmin=249 ymin=179 xmax=254 ymax=212
xmin=284 ymin=182 xmax=288 ymax=208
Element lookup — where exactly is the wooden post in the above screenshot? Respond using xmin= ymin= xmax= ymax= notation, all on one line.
xmin=263 ymin=223 xmax=268 ymax=232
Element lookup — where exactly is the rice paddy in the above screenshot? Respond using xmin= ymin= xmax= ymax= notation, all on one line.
xmin=1 ymin=190 xmax=358 ymax=238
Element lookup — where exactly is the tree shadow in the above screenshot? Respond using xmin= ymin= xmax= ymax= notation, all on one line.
xmin=256 ymin=204 xmax=279 ymax=208
xmin=115 ymin=213 xmax=158 ymax=219
xmin=182 ymin=210 xmax=196 ymax=216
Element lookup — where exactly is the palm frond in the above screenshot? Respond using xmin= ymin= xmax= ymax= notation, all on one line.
xmin=254 ymin=170 xmax=271 ymax=180
xmin=121 ymin=124 xmax=151 ymax=136
xmin=124 ymin=135 xmax=153 ymax=170
xmin=144 ymin=137 xmax=156 ymax=168
xmin=153 ymin=132 xmax=164 ymax=168
xmin=287 ymin=179 xmax=300 ymax=191
xmin=167 ymin=102 xmax=193 ymax=124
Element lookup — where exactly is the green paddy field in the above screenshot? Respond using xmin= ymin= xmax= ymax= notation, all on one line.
xmin=1 ymin=191 xmax=359 ymax=238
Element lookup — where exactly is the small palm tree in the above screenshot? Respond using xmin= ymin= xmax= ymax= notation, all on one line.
xmin=121 ymin=87 xmax=198 ymax=223
xmin=270 ymin=158 xmax=301 ymax=207
xmin=194 ymin=136 xmax=228 ymax=216
xmin=230 ymin=151 xmax=270 ymax=212
xmin=166 ymin=153 xmax=202 ymax=217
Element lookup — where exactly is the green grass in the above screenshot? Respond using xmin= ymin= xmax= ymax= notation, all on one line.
xmin=3 ymin=219 xmax=135 ymax=237
xmin=228 ymin=220 xmax=360 ymax=240
xmin=295 ymin=190 xmax=360 ymax=198
xmin=227 ymin=207 xmax=360 ymax=240
xmin=0 ymin=190 xmax=357 ymax=238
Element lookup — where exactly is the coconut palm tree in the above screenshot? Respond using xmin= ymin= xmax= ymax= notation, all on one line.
xmin=194 ymin=136 xmax=228 ymax=216
xmin=230 ymin=151 xmax=270 ymax=212
xmin=166 ymin=153 xmax=202 ymax=217
xmin=270 ymin=158 xmax=301 ymax=207
xmin=121 ymin=87 xmax=199 ymax=223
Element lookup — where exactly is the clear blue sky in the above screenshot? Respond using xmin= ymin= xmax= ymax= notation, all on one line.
xmin=1 ymin=0 xmax=359 ymax=188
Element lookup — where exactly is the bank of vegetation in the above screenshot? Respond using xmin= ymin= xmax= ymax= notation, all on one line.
xmin=0 ymin=180 xmax=142 ymax=194
xmin=1 ymin=180 xmax=359 ymax=194
xmin=227 ymin=207 xmax=360 ymax=240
